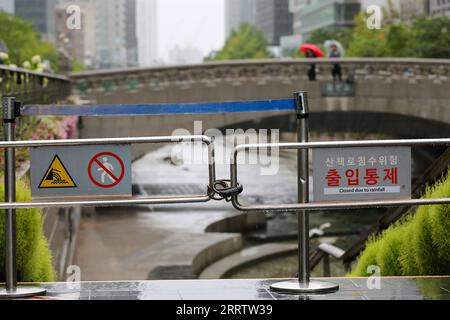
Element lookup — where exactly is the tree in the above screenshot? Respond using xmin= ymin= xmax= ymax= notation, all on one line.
xmin=385 ymin=22 xmax=414 ymax=57
xmin=0 ymin=11 xmax=57 ymax=67
xmin=209 ymin=23 xmax=271 ymax=61
xmin=347 ymin=13 xmax=388 ymax=57
xmin=411 ymin=16 xmax=450 ymax=59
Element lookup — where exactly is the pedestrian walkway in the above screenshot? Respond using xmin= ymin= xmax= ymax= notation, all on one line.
xmin=32 ymin=276 xmax=450 ymax=300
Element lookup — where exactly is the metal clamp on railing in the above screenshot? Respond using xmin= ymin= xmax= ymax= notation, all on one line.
xmin=207 ymin=179 xmax=243 ymax=202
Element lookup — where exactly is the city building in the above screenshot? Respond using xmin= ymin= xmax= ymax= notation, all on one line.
xmin=15 ymin=0 xmax=57 ymax=41
xmin=0 ymin=0 xmax=14 ymax=13
xmin=291 ymin=0 xmax=360 ymax=41
xmin=55 ymin=0 xmax=97 ymax=68
xmin=225 ymin=0 xmax=256 ymax=37
xmin=400 ymin=0 xmax=430 ymax=23
xmin=255 ymin=0 xmax=293 ymax=45
xmin=8 ymin=0 xmax=140 ymax=69
xmin=168 ymin=45 xmax=203 ymax=65
xmin=94 ymin=0 xmax=127 ymax=69
xmin=125 ymin=0 xmax=138 ymax=67
xmin=429 ymin=0 xmax=450 ymax=17
xmin=289 ymin=0 xmax=308 ymax=37
xmin=359 ymin=0 xmax=401 ymax=25
xmin=89 ymin=0 xmax=138 ymax=69
xmin=359 ymin=0 xmax=401 ymax=12
xmin=136 ymin=0 xmax=158 ymax=67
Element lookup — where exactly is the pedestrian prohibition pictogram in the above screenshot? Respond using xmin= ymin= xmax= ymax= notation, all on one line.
xmin=88 ymin=152 xmax=125 ymax=188
xmin=38 ymin=155 xmax=77 ymax=188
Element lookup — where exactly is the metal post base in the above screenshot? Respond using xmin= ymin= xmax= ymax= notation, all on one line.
xmin=270 ymin=280 xmax=339 ymax=294
xmin=0 ymin=286 xmax=47 ymax=299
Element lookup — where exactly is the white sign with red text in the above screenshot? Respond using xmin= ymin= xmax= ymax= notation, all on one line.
xmin=312 ymin=147 xmax=411 ymax=202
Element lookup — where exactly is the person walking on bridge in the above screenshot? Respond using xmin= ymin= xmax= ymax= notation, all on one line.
xmin=299 ymin=44 xmax=324 ymax=82
xmin=329 ymin=44 xmax=342 ymax=82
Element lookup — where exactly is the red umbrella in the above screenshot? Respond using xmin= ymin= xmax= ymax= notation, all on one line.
xmin=299 ymin=43 xmax=324 ymax=58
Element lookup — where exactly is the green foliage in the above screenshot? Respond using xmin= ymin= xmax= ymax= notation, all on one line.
xmin=385 ymin=23 xmax=414 ymax=57
xmin=0 ymin=11 xmax=57 ymax=67
xmin=347 ymin=13 xmax=388 ymax=57
xmin=347 ymin=12 xmax=450 ymax=58
xmin=288 ymin=49 xmax=304 ymax=58
xmin=350 ymin=171 xmax=450 ymax=277
xmin=0 ymin=182 xmax=56 ymax=282
xmin=72 ymin=59 xmax=88 ymax=72
xmin=210 ymin=23 xmax=271 ymax=61
xmin=412 ymin=16 xmax=450 ymax=59
xmin=308 ymin=27 xmax=354 ymax=50
xmin=349 ymin=235 xmax=379 ymax=276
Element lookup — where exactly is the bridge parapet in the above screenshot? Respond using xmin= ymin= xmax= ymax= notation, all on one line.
xmin=71 ymin=58 xmax=450 ymax=101
xmin=0 ymin=65 xmax=71 ymax=104
xmin=70 ymin=58 xmax=450 ymax=158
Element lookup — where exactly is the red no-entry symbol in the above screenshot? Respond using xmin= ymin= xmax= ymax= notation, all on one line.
xmin=88 ymin=152 xmax=125 ymax=188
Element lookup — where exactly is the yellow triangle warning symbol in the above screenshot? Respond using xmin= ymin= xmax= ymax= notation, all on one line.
xmin=38 ymin=155 xmax=77 ymax=188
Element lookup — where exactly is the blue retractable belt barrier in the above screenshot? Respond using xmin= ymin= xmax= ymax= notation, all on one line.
xmin=21 ymin=99 xmax=295 ymax=117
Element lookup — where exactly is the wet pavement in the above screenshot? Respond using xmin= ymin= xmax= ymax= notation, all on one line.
xmin=74 ymin=138 xmax=292 ymax=281
xmin=74 ymin=136 xmax=384 ymax=281
xmin=24 ymin=276 xmax=450 ymax=300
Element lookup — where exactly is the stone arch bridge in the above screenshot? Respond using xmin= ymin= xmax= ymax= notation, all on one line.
xmin=70 ymin=58 xmax=450 ymax=157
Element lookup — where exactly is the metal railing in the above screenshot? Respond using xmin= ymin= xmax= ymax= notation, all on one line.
xmin=0 ymin=135 xmax=215 ymax=209
xmin=2 ymin=91 xmax=450 ymax=298
xmin=0 ymin=65 xmax=71 ymax=104
xmin=230 ymin=138 xmax=450 ymax=212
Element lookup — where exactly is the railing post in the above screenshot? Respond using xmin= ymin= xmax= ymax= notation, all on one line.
xmin=3 ymin=96 xmax=17 ymax=291
xmin=0 ymin=96 xmax=46 ymax=298
xmin=297 ymin=91 xmax=310 ymax=285
xmin=323 ymin=254 xmax=331 ymax=277
xmin=270 ymin=92 xmax=339 ymax=294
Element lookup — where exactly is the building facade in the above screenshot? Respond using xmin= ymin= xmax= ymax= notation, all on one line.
xmin=289 ymin=0 xmax=308 ymax=37
xmin=225 ymin=0 xmax=256 ymax=37
xmin=55 ymin=0 xmax=97 ymax=68
xmin=0 ymin=0 xmax=14 ymax=13
xmin=359 ymin=0 xmax=401 ymax=11
xmin=125 ymin=0 xmax=138 ymax=67
xmin=255 ymin=0 xmax=293 ymax=45
xmin=94 ymin=0 xmax=126 ymax=69
xmin=15 ymin=0 xmax=57 ymax=41
xmin=136 ymin=0 xmax=158 ymax=67
xmin=168 ymin=45 xmax=203 ymax=65
xmin=400 ymin=0 xmax=430 ymax=22
xmin=292 ymin=0 xmax=360 ymax=41
xmin=429 ymin=0 xmax=450 ymax=17
xmin=11 ymin=0 xmax=140 ymax=69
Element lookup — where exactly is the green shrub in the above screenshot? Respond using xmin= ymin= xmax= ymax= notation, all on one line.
xmin=348 ymin=235 xmax=379 ymax=276
xmin=0 ymin=182 xmax=56 ymax=282
xmin=350 ymin=171 xmax=450 ymax=277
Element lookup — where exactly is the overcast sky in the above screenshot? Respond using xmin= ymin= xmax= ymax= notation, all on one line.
xmin=158 ymin=0 xmax=225 ymax=61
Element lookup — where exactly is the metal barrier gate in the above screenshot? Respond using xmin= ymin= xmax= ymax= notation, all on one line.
xmin=1 ymin=92 xmax=450 ymax=298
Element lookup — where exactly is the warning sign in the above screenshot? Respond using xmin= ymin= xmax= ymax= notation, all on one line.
xmin=30 ymin=144 xmax=131 ymax=200
xmin=38 ymin=155 xmax=77 ymax=188
xmin=312 ymin=147 xmax=411 ymax=202
xmin=88 ymin=152 xmax=125 ymax=188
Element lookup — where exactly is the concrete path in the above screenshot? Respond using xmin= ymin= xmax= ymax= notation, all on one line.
xmin=38 ymin=276 xmax=450 ymax=300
